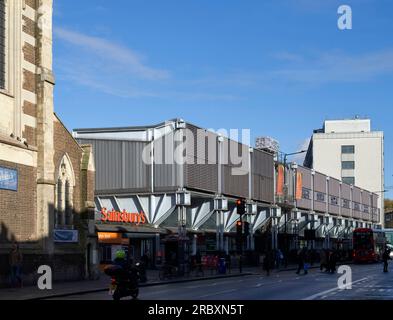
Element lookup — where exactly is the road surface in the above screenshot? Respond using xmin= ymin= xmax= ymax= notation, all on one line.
xmin=49 ymin=263 xmax=393 ymax=300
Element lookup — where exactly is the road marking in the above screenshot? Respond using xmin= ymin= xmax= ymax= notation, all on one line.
xmin=198 ymin=289 xmax=237 ymax=299
xmin=303 ymin=277 xmax=369 ymax=301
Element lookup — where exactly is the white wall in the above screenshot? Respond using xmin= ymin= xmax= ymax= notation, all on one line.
xmin=312 ymin=132 xmax=384 ymax=223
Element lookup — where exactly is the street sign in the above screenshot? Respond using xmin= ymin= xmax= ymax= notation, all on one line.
xmin=0 ymin=167 xmax=18 ymax=191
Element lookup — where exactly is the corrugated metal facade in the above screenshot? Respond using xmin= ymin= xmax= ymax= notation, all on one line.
xmin=251 ymin=149 xmax=274 ymax=203
xmin=80 ymin=122 xmax=274 ymax=203
xmin=183 ymin=124 xmax=219 ymax=194
xmin=154 ymin=132 xmax=180 ymax=192
xmin=341 ymin=183 xmax=351 ymax=217
xmin=314 ymin=172 xmax=327 ymax=213
xmin=221 ymin=138 xmax=249 ymax=199
xmin=353 ymin=187 xmax=362 ymax=219
xmin=328 ymin=178 xmax=340 ymax=215
xmin=78 ymin=139 xmax=152 ymax=193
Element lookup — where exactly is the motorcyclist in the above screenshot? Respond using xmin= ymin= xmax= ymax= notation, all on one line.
xmin=108 ymin=250 xmax=140 ymax=300
xmin=113 ymin=250 xmax=139 ymax=284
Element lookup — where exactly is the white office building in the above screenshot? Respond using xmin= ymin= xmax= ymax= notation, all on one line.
xmin=304 ymin=118 xmax=384 ymax=226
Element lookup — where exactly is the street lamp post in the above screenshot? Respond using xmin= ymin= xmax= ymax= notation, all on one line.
xmin=281 ymin=150 xmax=306 ymax=266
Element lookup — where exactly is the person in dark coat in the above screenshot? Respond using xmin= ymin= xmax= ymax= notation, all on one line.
xmin=296 ymin=248 xmax=306 ymax=275
xmin=328 ymin=250 xmax=338 ymax=274
xmin=383 ymin=247 xmax=391 ymax=273
xmin=263 ymin=252 xmax=272 ymax=276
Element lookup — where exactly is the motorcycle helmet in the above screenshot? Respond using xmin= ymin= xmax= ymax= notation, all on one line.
xmin=115 ymin=250 xmax=126 ymax=260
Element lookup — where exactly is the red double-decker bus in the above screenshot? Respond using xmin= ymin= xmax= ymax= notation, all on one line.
xmin=353 ymin=228 xmax=386 ymax=263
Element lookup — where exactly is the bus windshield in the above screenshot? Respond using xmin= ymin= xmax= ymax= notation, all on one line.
xmin=353 ymin=231 xmax=373 ymax=250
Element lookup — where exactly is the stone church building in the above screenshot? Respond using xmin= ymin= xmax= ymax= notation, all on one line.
xmin=0 ymin=0 xmax=98 ymax=286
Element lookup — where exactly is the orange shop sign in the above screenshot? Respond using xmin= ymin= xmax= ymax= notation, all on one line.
xmin=101 ymin=208 xmax=147 ymax=225
xmin=97 ymin=232 xmax=122 ymax=241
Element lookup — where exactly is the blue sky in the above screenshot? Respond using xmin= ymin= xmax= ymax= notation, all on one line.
xmin=52 ymin=0 xmax=393 ymax=198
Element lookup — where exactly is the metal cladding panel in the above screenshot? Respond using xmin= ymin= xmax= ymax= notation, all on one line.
xmin=314 ymin=172 xmax=327 ymax=192
xmin=78 ymin=139 xmax=151 ymax=192
xmin=81 ymin=139 xmax=122 ymax=191
xmin=341 ymin=183 xmax=351 ymax=199
xmin=184 ymin=124 xmax=219 ymax=193
xmin=154 ymin=132 xmax=181 ymax=190
xmin=251 ymin=149 xmax=274 ymax=203
xmin=314 ymin=200 xmax=326 ymax=213
xmin=362 ymin=191 xmax=371 ymax=207
xmin=298 ymin=166 xmax=312 ymax=189
xmin=297 ymin=199 xmax=312 ymax=211
xmin=223 ymin=165 xmax=249 ymax=198
xmin=124 ymin=141 xmax=151 ymax=190
xmin=222 ymin=137 xmax=249 ymax=199
xmin=353 ymin=187 xmax=362 ymax=214
xmin=329 ymin=201 xmax=340 ymax=215
xmin=372 ymin=193 xmax=379 ymax=210
xmin=329 ymin=178 xmax=340 ymax=197
xmin=353 ymin=187 xmax=362 ymax=203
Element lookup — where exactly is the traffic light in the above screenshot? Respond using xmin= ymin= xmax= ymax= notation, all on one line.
xmin=236 ymin=199 xmax=246 ymax=216
xmin=236 ymin=220 xmax=243 ymax=237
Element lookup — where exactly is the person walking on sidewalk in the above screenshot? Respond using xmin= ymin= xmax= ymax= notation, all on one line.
xmin=296 ymin=248 xmax=307 ymax=275
xmin=320 ymin=249 xmax=328 ymax=272
xmin=9 ymin=243 xmax=23 ymax=288
xmin=263 ymin=251 xmax=272 ymax=276
xmin=383 ymin=247 xmax=391 ymax=273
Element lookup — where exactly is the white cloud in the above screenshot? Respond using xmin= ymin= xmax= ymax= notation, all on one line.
xmin=54 ymin=27 xmax=170 ymax=81
xmin=271 ymin=49 xmax=393 ymax=85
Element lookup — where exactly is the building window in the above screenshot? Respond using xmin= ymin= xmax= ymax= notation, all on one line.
xmin=0 ymin=0 xmax=5 ymax=89
xmin=55 ymin=155 xmax=75 ymax=229
xmin=342 ymin=177 xmax=355 ymax=185
xmin=302 ymin=188 xmax=311 ymax=200
xmin=342 ymin=145 xmax=355 ymax=154
xmin=342 ymin=161 xmax=355 ymax=170
xmin=316 ymin=192 xmax=326 ymax=203
xmin=342 ymin=199 xmax=351 ymax=209
xmin=330 ymin=196 xmax=338 ymax=206
xmin=353 ymin=202 xmax=360 ymax=212
xmin=363 ymin=205 xmax=369 ymax=213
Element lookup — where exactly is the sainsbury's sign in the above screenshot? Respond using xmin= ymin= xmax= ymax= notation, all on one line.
xmin=101 ymin=208 xmax=147 ymax=225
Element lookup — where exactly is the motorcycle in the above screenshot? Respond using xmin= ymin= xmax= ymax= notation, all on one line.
xmin=104 ymin=264 xmax=140 ymax=301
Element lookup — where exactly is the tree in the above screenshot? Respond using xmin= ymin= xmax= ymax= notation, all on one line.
xmin=385 ymin=199 xmax=393 ymax=211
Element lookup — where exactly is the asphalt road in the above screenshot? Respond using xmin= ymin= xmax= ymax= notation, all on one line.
xmin=50 ymin=263 xmax=393 ymax=300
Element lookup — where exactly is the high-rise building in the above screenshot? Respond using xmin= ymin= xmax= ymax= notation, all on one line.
xmin=304 ymin=118 xmax=384 ymax=225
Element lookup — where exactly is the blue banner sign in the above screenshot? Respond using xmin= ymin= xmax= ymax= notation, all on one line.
xmin=54 ymin=230 xmax=79 ymax=243
xmin=0 ymin=167 xmax=18 ymax=191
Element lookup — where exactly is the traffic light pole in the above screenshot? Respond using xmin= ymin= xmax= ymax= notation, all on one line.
xmin=239 ymin=215 xmax=243 ymax=274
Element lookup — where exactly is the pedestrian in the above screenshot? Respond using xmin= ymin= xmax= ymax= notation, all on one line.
xmin=263 ymin=251 xmax=272 ymax=276
xmin=141 ymin=251 xmax=150 ymax=269
xmin=329 ymin=250 xmax=338 ymax=274
xmin=296 ymin=248 xmax=306 ymax=275
xmin=9 ymin=243 xmax=23 ymax=288
xmin=195 ymin=251 xmax=203 ymax=277
xmin=276 ymin=249 xmax=284 ymax=270
xmin=383 ymin=247 xmax=391 ymax=273
xmin=320 ymin=249 xmax=327 ymax=272
xmin=225 ymin=253 xmax=231 ymax=274
xmin=303 ymin=249 xmax=310 ymax=275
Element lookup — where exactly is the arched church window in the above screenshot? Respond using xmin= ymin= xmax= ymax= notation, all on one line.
xmin=55 ymin=154 xmax=75 ymax=229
